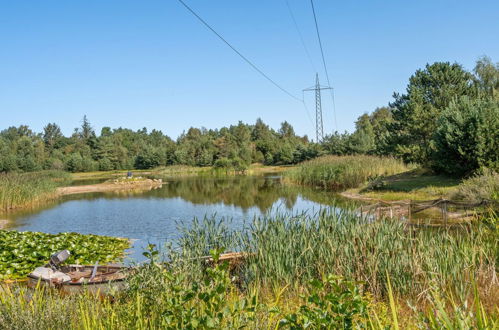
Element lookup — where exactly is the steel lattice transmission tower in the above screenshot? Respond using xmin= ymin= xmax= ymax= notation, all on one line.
xmin=303 ymin=73 xmax=332 ymax=143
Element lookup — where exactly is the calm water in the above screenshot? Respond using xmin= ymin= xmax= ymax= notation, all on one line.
xmin=3 ymin=175 xmax=350 ymax=261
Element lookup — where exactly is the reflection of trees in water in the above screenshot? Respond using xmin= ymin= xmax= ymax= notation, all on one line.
xmin=153 ymin=176 xmax=299 ymax=213
xmin=64 ymin=176 xmax=353 ymax=212
xmin=8 ymin=176 xmax=354 ymax=223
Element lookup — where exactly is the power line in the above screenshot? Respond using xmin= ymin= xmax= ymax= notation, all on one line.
xmin=310 ymin=0 xmax=338 ymax=130
xmin=177 ymin=0 xmax=302 ymax=102
xmin=285 ymin=0 xmax=316 ymax=73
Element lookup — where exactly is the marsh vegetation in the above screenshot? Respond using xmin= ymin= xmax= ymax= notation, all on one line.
xmin=0 ymin=210 xmax=497 ymax=328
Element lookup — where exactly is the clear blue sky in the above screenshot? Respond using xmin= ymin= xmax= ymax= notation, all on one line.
xmin=1 ymin=0 xmax=498 ymax=140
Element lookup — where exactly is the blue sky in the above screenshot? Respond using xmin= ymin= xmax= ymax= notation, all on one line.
xmin=1 ymin=0 xmax=498 ymax=140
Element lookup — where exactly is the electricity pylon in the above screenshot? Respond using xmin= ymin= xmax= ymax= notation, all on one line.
xmin=303 ymin=73 xmax=332 ymax=143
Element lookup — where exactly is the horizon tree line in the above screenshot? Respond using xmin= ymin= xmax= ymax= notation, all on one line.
xmin=1 ymin=56 xmax=497 ymax=177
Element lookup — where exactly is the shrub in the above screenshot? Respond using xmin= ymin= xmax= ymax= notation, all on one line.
xmin=280 ymin=275 xmax=371 ymax=329
xmin=452 ymin=169 xmax=499 ymax=202
xmin=432 ymin=96 xmax=499 ymax=175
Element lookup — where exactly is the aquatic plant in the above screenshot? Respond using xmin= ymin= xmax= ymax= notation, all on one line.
xmin=176 ymin=210 xmax=497 ymax=301
xmin=0 ymin=171 xmax=70 ymax=211
xmin=285 ymin=155 xmax=409 ymax=190
xmin=0 ymin=230 xmax=129 ymax=279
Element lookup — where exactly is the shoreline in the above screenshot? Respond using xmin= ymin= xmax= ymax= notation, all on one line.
xmin=57 ymin=179 xmax=164 ymax=196
xmin=0 ymin=220 xmax=8 ymax=230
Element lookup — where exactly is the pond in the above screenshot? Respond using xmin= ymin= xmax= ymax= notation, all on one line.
xmin=3 ymin=174 xmax=352 ymax=261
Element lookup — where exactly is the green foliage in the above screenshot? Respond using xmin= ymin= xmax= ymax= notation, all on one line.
xmin=343 ymin=57 xmax=499 ymax=177
xmin=122 ymin=246 xmax=257 ymax=329
xmin=0 ymin=230 xmax=129 ymax=279
xmin=0 ymin=171 xmax=70 ymax=211
xmin=388 ymin=62 xmax=477 ymax=165
xmin=452 ymin=169 xmax=499 ymax=202
xmin=0 ymin=213 xmax=497 ymax=328
xmin=280 ymin=275 xmax=370 ymax=329
xmin=432 ymin=96 xmax=499 ymax=175
xmin=474 ymin=55 xmax=499 ymax=99
xmin=239 ymin=211 xmax=497 ymax=299
xmin=418 ymin=283 xmax=499 ymax=329
xmin=286 ymin=155 xmax=408 ymax=190
xmin=1 ymin=117 xmax=313 ymax=174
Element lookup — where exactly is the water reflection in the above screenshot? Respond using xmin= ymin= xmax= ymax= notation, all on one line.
xmin=47 ymin=175 xmax=351 ymax=213
xmin=4 ymin=175 xmax=355 ymax=261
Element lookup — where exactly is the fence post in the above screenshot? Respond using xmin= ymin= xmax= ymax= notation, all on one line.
xmin=408 ymin=201 xmax=412 ymax=222
xmin=444 ymin=201 xmax=447 ymax=226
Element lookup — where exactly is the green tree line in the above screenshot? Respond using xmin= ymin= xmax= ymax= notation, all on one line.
xmin=0 ymin=117 xmax=320 ymax=173
xmin=1 ymin=56 xmax=497 ymax=176
xmin=323 ymin=55 xmax=498 ymax=176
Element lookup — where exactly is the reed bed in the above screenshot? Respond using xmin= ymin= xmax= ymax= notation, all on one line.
xmin=0 ymin=171 xmax=70 ymax=212
xmin=285 ymin=155 xmax=409 ymax=190
xmin=0 ymin=211 xmax=497 ymax=328
xmin=176 ymin=211 xmax=498 ymax=301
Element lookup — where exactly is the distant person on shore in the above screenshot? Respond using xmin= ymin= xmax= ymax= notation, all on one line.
xmin=127 ymin=171 xmax=133 ymax=179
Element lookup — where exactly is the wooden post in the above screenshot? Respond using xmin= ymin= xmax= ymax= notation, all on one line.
xmin=444 ymin=201 xmax=447 ymax=226
xmin=408 ymin=201 xmax=412 ymax=222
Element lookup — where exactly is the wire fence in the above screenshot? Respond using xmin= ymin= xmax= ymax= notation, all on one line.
xmin=356 ymin=198 xmax=497 ymax=226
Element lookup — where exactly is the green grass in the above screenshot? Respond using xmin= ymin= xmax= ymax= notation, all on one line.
xmin=178 ymin=212 xmax=497 ymax=299
xmin=349 ymin=169 xmax=499 ymax=204
xmin=353 ymin=169 xmax=461 ymax=201
xmin=367 ymin=169 xmax=461 ymax=192
xmin=286 ymin=155 xmax=410 ymax=190
xmin=0 ymin=210 xmax=497 ymax=328
xmin=0 ymin=171 xmax=70 ymax=212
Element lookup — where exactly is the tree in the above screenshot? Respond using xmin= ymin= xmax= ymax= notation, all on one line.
xmin=432 ymin=96 xmax=499 ymax=175
xmin=388 ymin=62 xmax=476 ymax=164
xmin=78 ymin=115 xmax=97 ymax=151
xmin=135 ymin=147 xmax=162 ymax=169
xmin=348 ymin=114 xmax=375 ymax=154
xmin=474 ymin=56 xmax=499 ymax=99
xmin=369 ymin=107 xmax=393 ymax=155
xmin=323 ymin=132 xmax=350 ymax=155
xmin=278 ymin=121 xmax=295 ymax=138
xmin=43 ymin=123 xmax=63 ymax=151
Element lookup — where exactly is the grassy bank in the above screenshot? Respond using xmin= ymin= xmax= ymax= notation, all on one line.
xmin=344 ymin=168 xmax=499 ymax=204
xmin=285 ymin=155 xmax=410 ymax=190
xmin=1 ymin=211 xmax=496 ymax=328
xmin=0 ymin=171 xmax=70 ymax=212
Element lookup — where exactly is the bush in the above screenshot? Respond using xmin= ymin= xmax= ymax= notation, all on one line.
xmin=213 ymin=157 xmax=232 ymax=170
xmin=432 ymin=97 xmax=499 ymax=175
xmin=280 ymin=275 xmax=371 ymax=329
xmin=98 ymin=158 xmax=113 ymax=171
xmin=452 ymin=169 xmax=499 ymax=202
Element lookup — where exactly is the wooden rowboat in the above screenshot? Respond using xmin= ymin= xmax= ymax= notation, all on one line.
xmin=27 ymin=264 xmax=128 ymax=294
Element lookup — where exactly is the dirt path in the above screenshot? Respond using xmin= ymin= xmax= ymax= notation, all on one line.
xmin=57 ymin=179 xmax=164 ymax=196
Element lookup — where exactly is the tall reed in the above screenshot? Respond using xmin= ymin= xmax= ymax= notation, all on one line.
xmin=0 ymin=171 xmax=70 ymax=211
xmin=0 ymin=211 xmax=497 ymax=328
xmin=286 ymin=155 xmax=409 ymax=190
xmin=176 ymin=210 xmax=497 ymax=301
